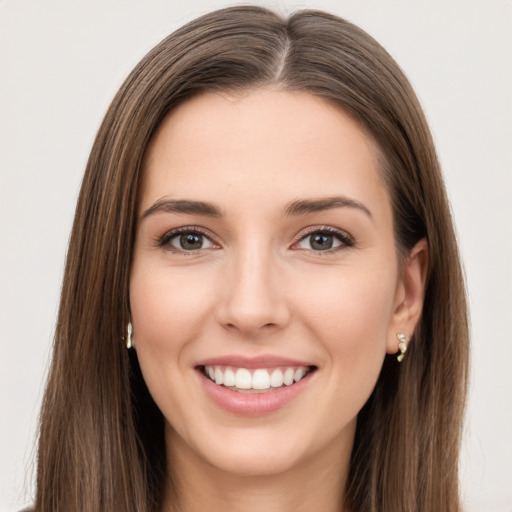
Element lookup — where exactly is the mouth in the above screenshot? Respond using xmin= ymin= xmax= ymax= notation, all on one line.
xmin=194 ymin=356 xmax=318 ymax=415
xmin=199 ymin=364 xmax=317 ymax=393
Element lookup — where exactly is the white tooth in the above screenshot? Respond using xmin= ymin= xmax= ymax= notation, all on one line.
xmin=294 ymin=367 xmax=307 ymax=382
xmin=235 ymin=368 xmax=252 ymax=389
xmin=207 ymin=366 xmax=215 ymax=380
xmin=270 ymin=368 xmax=284 ymax=387
xmin=283 ymin=368 xmax=294 ymax=386
xmin=252 ymin=369 xmax=271 ymax=390
xmin=214 ymin=367 xmax=223 ymax=385
xmin=223 ymin=368 xmax=235 ymax=387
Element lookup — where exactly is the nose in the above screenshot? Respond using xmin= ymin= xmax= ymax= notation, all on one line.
xmin=216 ymin=246 xmax=290 ymax=338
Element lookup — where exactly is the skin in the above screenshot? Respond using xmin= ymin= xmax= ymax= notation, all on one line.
xmin=130 ymin=88 xmax=427 ymax=512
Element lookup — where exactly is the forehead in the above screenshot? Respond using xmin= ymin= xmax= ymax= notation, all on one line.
xmin=140 ymin=88 xmax=389 ymax=219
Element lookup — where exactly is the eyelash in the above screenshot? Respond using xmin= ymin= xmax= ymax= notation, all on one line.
xmin=293 ymin=226 xmax=355 ymax=253
xmin=157 ymin=225 xmax=355 ymax=254
xmin=157 ymin=226 xmax=216 ymax=254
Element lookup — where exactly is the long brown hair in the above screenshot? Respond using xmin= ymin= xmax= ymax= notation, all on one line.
xmin=35 ymin=6 xmax=469 ymax=512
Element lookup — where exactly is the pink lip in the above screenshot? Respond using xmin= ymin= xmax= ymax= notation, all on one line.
xmin=195 ymin=354 xmax=314 ymax=369
xmin=196 ymin=367 xmax=316 ymax=416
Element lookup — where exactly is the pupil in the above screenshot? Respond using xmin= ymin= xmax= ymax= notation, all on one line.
xmin=180 ymin=233 xmax=202 ymax=250
xmin=311 ymin=234 xmax=333 ymax=250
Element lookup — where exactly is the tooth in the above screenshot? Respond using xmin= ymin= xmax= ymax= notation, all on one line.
xmin=205 ymin=364 xmax=310 ymax=389
xmin=270 ymin=369 xmax=284 ymax=387
xmin=283 ymin=368 xmax=294 ymax=386
xmin=223 ymin=368 xmax=235 ymax=387
xmin=294 ymin=367 xmax=307 ymax=382
xmin=252 ymin=369 xmax=271 ymax=390
xmin=235 ymin=368 xmax=252 ymax=389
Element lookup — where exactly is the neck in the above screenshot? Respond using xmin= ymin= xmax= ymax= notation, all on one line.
xmin=161 ymin=423 xmax=354 ymax=512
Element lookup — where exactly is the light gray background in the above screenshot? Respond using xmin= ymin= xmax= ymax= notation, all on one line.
xmin=1 ymin=1 xmax=511 ymax=511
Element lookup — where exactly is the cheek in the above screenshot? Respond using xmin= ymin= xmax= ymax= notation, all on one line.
xmin=275 ymin=263 xmax=399 ymax=449
xmin=128 ymin=263 xmax=218 ymax=421
xmin=293 ymin=263 xmax=397 ymax=363
xmin=130 ymin=264 xmax=216 ymax=348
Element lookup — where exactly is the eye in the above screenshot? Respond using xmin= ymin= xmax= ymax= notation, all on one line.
xmin=159 ymin=228 xmax=217 ymax=252
xmin=294 ymin=227 xmax=354 ymax=252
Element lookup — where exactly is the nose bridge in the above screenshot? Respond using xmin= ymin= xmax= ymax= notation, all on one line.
xmin=217 ymin=237 xmax=289 ymax=335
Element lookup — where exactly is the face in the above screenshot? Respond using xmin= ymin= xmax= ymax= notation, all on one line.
xmin=130 ymin=89 xmax=414 ymax=479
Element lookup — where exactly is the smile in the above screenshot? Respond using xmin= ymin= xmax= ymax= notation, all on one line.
xmin=202 ymin=365 xmax=314 ymax=393
xmin=196 ymin=358 xmax=317 ymax=415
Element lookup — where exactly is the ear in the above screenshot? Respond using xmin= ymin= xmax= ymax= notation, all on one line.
xmin=386 ymin=238 xmax=429 ymax=354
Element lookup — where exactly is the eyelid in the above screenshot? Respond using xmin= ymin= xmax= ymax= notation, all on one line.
xmin=156 ymin=224 xmax=354 ymax=254
xmin=291 ymin=225 xmax=355 ymax=251
xmin=158 ymin=226 xmax=220 ymax=253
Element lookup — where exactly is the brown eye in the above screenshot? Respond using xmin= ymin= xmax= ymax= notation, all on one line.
xmin=295 ymin=228 xmax=354 ymax=252
xmin=310 ymin=233 xmax=334 ymax=250
xmin=160 ymin=229 xmax=216 ymax=252
xmin=178 ymin=233 xmax=204 ymax=250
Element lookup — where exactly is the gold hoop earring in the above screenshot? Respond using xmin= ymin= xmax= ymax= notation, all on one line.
xmin=126 ymin=322 xmax=134 ymax=349
xmin=397 ymin=333 xmax=409 ymax=362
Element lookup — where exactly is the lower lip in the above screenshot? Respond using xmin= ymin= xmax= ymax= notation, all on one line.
xmin=198 ymin=369 xmax=314 ymax=416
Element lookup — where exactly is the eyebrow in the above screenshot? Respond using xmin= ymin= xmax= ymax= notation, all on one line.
xmin=141 ymin=195 xmax=372 ymax=220
xmin=282 ymin=196 xmax=373 ymax=219
xmin=142 ymin=198 xmax=224 ymax=219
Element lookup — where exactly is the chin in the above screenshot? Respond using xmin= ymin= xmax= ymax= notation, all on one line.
xmin=203 ymin=442 xmax=307 ymax=478
xmin=167 ymin=419 xmax=317 ymax=478
xmin=167 ymin=413 xmax=356 ymax=481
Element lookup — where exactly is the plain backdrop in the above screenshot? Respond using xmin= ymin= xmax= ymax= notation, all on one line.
xmin=1 ymin=1 xmax=511 ymax=511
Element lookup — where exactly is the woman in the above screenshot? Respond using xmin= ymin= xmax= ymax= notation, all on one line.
xmin=34 ymin=6 xmax=468 ymax=512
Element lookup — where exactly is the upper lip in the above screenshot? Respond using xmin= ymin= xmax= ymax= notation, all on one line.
xmin=195 ymin=355 xmax=315 ymax=369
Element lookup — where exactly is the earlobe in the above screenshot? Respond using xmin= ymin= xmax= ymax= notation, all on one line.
xmin=386 ymin=238 xmax=429 ymax=354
